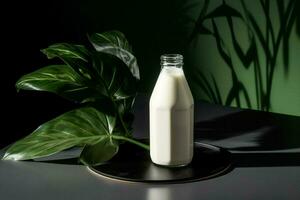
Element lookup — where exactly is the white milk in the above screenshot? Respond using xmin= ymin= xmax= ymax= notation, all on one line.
xmin=150 ymin=54 xmax=194 ymax=166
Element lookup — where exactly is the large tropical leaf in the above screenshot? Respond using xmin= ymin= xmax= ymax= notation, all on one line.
xmin=91 ymin=52 xmax=137 ymax=100
xmin=5 ymin=31 xmax=148 ymax=166
xmin=41 ymin=43 xmax=93 ymax=80
xmin=89 ymin=31 xmax=140 ymax=80
xmin=3 ymin=107 xmax=117 ymax=164
xmin=15 ymin=65 xmax=103 ymax=103
xmin=16 ymin=54 xmax=137 ymax=103
xmin=41 ymin=41 xmax=137 ymax=101
xmin=80 ymin=137 xmax=118 ymax=166
xmin=41 ymin=43 xmax=89 ymax=61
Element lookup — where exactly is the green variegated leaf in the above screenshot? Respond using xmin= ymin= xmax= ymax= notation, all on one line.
xmin=89 ymin=31 xmax=140 ymax=80
xmin=41 ymin=43 xmax=89 ymax=61
xmin=39 ymin=42 xmax=137 ymax=101
xmin=91 ymin=31 xmax=132 ymax=52
xmin=15 ymin=65 xmax=103 ymax=103
xmin=80 ymin=137 xmax=119 ymax=166
xmin=5 ymin=31 xmax=149 ymax=166
xmin=41 ymin=43 xmax=93 ymax=80
xmin=92 ymin=52 xmax=137 ymax=100
xmin=3 ymin=107 xmax=116 ymax=162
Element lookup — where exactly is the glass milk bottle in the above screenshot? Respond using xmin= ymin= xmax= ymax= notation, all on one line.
xmin=150 ymin=54 xmax=194 ymax=167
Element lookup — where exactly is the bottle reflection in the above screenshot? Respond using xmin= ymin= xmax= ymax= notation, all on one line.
xmin=143 ymin=162 xmax=194 ymax=181
xmin=146 ymin=187 xmax=171 ymax=200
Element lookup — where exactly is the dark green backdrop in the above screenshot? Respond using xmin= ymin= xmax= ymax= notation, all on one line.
xmin=2 ymin=0 xmax=300 ymax=147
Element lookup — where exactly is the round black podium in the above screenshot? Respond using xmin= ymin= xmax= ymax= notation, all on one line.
xmin=88 ymin=142 xmax=232 ymax=184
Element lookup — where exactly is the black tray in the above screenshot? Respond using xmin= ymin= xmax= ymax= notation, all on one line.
xmin=88 ymin=141 xmax=232 ymax=184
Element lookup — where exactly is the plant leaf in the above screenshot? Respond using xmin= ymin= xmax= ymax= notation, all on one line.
xmin=117 ymin=96 xmax=136 ymax=135
xmin=41 ymin=43 xmax=93 ymax=80
xmin=89 ymin=31 xmax=140 ymax=80
xmin=80 ymin=137 xmax=119 ymax=166
xmin=40 ymin=36 xmax=139 ymax=100
xmin=41 ymin=43 xmax=89 ymax=61
xmin=3 ymin=107 xmax=116 ymax=161
xmin=92 ymin=52 xmax=137 ymax=100
xmin=15 ymin=65 xmax=103 ymax=103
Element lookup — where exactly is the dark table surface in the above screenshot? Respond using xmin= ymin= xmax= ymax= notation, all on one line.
xmin=1 ymin=97 xmax=300 ymax=200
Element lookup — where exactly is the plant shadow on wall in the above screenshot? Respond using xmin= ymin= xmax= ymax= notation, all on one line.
xmin=188 ymin=0 xmax=297 ymax=112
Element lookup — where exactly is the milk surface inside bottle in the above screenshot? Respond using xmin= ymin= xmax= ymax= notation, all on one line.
xmin=150 ymin=54 xmax=194 ymax=167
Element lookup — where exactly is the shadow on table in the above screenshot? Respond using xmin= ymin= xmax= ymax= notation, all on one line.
xmin=195 ymin=109 xmax=300 ymax=167
xmin=33 ymin=110 xmax=300 ymax=168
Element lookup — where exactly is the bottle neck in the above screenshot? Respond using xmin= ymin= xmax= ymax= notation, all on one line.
xmin=160 ymin=54 xmax=183 ymax=69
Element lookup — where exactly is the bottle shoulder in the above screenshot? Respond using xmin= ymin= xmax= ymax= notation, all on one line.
xmin=150 ymin=70 xmax=194 ymax=109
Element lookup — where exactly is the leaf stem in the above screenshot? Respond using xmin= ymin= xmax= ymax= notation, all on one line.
xmin=118 ymin=109 xmax=130 ymax=136
xmin=112 ymin=135 xmax=150 ymax=151
xmin=110 ymin=99 xmax=131 ymax=138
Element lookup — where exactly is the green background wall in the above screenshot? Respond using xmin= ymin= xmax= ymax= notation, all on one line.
xmin=3 ymin=0 xmax=300 ymax=147
xmin=184 ymin=0 xmax=300 ymax=116
xmin=76 ymin=0 xmax=300 ymax=116
xmin=79 ymin=0 xmax=300 ymax=116
xmin=74 ymin=0 xmax=300 ymax=116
